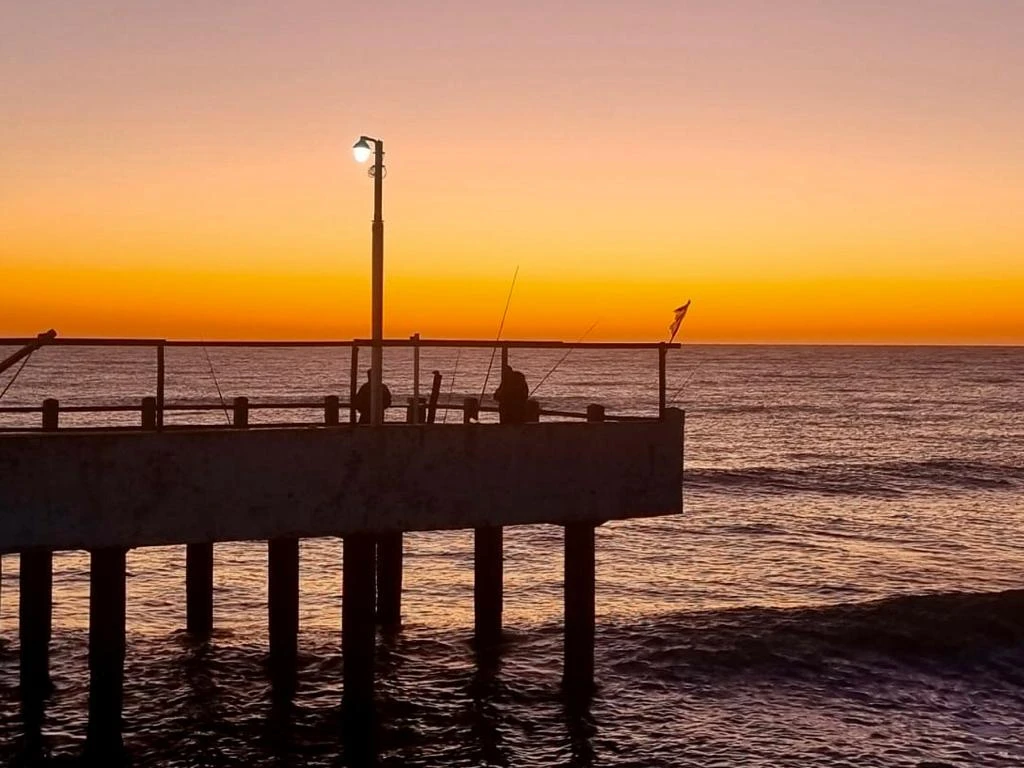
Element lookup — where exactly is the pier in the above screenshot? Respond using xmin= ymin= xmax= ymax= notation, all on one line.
xmin=0 ymin=335 xmax=683 ymax=757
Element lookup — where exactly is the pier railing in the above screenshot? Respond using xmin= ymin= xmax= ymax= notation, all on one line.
xmin=0 ymin=336 xmax=679 ymax=431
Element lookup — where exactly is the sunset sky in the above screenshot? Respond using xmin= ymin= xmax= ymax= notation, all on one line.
xmin=3 ymin=1 xmax=1022 ymax=343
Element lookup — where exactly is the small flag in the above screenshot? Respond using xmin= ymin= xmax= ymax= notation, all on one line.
xmin=668 ymin=300 xmax=691 ymax=342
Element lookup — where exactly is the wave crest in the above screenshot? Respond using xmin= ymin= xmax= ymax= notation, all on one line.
xmin=685 ymin=458 xmax=1023 ymax=497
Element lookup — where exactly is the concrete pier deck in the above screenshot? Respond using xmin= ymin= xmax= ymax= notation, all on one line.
xmin=0 ymin=413 xmax=682 ymax=551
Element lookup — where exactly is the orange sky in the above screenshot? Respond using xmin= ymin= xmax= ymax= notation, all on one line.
xmin=3 ymin=2 xmax=1023 ymax=343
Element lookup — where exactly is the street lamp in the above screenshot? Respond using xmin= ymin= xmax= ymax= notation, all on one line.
xmin=353 ymin=135 xmax=385 ymax=425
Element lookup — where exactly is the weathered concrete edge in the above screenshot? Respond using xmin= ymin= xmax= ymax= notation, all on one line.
xmin=0 ymin=410 xmax=684 ymax=551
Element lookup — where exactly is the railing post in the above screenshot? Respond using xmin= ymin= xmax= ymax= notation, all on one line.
xmin=41 ymin=397 xmax=58 ymax=431
xmin=156 ymin=342 xmax=165 ymax=431
xmin=324 ymin=395 xmax=340 ymax=426
xmin=426 ymin=370 xmax=442 ymax=424
xmin=20 ymin=399 xmax=57 ymax=700
xmin=349 ymin=346 xmax=360 ymax=424
xmin=658 ymin=343 xmax=667 ymax=417
xmin=141 ymin=397 xmax=157 ymax=430
xmin=405 ymin=396 xmax=426 ymax=423
xmin=564 ymin=403 xmax=603 ymax=693
xmin=411 ymin=333 xmax=420 ymax=425
xmin=232 ymin=396 xmax=249 ymax=427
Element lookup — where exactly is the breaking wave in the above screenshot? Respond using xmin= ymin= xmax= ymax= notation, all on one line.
xmin=601 ymin=589 xmax=1024 ymax=680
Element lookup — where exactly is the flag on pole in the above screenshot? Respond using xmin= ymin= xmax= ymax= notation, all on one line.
xmin=668 ymin=300 xmax=691 ymax=342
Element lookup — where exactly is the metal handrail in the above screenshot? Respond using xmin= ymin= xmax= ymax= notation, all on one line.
xmin=0 ymin=336 xmax=679 ymax=350
xmin=0 ymin=336 xmax=674 ymax=429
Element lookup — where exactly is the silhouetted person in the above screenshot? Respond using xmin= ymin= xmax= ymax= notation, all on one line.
xmin=494 ymin=364 xmax=529 ymax=424
xmin=354 ymin=369 xmax=392 ymax=424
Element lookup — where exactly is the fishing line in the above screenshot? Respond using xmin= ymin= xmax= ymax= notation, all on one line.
xmin=529 ymin=319 xmax=600 ymax=397
xmin=0 ymin=350 xmax=34 ymax=402
xmin=479 ymin=265 xmax=519 ymax=405
xmin=441 ymin=347 xmax=461 ymax=424
xmin=202 ymin=345 xmax=231 ymax=424
xmin=667 ymin=358 xmax=705 ymax=406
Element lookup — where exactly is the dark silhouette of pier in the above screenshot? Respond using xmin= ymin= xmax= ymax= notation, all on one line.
xmin=0 ymin=335 xmax=683 ymax=761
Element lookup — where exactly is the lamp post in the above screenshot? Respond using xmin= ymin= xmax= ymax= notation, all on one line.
xmin=353 ymin=136 xmax=385 ymax=425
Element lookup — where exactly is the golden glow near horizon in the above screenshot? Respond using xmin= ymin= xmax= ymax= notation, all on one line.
xmin=3 ymin=2 xmax=1023 ymax=343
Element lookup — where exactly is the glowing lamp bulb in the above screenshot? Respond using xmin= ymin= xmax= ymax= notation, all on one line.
xmin=352 ymin=138 xmax=372 ymax=163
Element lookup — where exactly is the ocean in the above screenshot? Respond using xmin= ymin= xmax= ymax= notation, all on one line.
xmin=1 ymin=344 xmax=1022 ymax=766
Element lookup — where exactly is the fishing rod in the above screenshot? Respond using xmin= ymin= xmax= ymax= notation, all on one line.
xmin=529 ymin=319 xmax=600 ymax=398
xmin=0 ymin=351 xmax=33 ymax=402
xmin=202 ymin=345 xmax=231 ymax=424
xmin=478 ymin=265 xmax=519 ymax=405
xmin=441 ymin=347 xmax=461 ymax=424
xmin=0 ymin=329 xmax=56 ymax=402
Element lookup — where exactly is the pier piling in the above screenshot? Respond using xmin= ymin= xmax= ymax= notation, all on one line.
xmin=87 ymin=546 xmax=126 ymax=756
xmin=185 ymin=394 xmax=252 ymax=638
xmin=462 ymin=396 xmax=503 ymax=647
xmin=374 ymin=399 xmax=428 ymax=630
xmin=186 ymin=543 xmax=213 ymax=636
xmin=563 ymin=523 xmax=595 ymax=691
xmin=376 ymin=534 xmax=403 ymax=630
xmin=563 ymin=404 xmax=604 ymax=692
xmin=19 ymin=549 xmax=52 ymax=695
xmin=20 ymin=399 xmax=58 ymax=697
xmin=187 ymin=397 xmax=247 ymax=636
xmin=474 ymin=527 xmax=504 ymax=649
xmin=343 ymin=534 xmax=376 ymax=709
xmin=256 ymin=396 xmax=300 ymax=671
xmin=268 ymin=537 xmax=299 ymax=672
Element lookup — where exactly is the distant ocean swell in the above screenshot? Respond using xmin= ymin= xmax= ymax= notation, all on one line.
xmin=684 ymin=459 xmax=1024 ymax=497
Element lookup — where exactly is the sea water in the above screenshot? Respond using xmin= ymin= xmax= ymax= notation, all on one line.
xmin=0 ymin=344 xmax=1022 ymax=766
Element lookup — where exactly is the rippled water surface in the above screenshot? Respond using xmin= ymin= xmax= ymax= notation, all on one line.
xmin=1 ymin=344 xmax=1023 ymax=766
